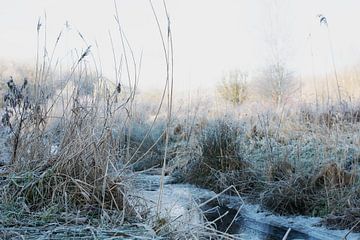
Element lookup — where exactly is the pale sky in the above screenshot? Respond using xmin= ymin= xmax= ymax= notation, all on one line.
xmin=1 ymin=0 xmax=360 ymax=91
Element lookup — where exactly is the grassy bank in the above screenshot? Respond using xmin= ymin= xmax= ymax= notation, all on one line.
xmin=165 ymin=102 xmax=360 ymax=231
xmin=1 ymin=74 xmax=360 ymax=238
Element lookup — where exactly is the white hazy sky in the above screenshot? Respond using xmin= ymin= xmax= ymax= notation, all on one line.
xmin=1 ymin=0 xmax=360 ymax=91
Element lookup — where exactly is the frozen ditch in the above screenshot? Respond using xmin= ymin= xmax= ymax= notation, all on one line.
xmin=134 ymin=173 xmax=360 ymax=240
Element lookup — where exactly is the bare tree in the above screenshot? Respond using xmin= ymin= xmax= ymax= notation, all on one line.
xmin=256 ymin=62 xmax=297 ymax=106
xmin=254 ymin=1 xmax=298 ymax=106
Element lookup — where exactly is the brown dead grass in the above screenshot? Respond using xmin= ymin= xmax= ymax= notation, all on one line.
xmin=1 ymin=109 xmax=128 ymax=214
xmin=312 ymin=162 xmax=357 ymax=189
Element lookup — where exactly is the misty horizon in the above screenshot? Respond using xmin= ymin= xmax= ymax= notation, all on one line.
xmin=1 ymin=0 xmax=360 ymax=93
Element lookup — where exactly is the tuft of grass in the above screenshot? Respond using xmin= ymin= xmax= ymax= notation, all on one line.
xmin=175 ymin=118 xmax=260 ymax=195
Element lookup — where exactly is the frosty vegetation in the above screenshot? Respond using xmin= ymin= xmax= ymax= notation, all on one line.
xmin=1 ymin=2 xmax=360 ymax=240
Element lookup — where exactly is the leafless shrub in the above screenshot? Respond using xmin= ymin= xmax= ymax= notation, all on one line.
xmin=1 ymin=77 xmax=41 ymax=163
xmin=217 ymin=70 xmax=248 ymax=105
xmin=255 ymin=63 xmax=298 ymax=106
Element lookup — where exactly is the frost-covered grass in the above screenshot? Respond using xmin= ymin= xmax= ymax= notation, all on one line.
xmin=2 ymin=77 xmax=360 ymax=237
xmin=0 ymin=78 xmax=231 ymax=239
xmin=166 ymin=100 xmax=360 ymax=232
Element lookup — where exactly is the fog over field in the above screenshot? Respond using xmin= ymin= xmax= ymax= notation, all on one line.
xmin=1 ymin=0 xmax=360 ymax=91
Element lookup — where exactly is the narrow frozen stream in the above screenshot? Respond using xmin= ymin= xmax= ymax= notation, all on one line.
xmin=134 ymin=173 xmax=360 ymax=240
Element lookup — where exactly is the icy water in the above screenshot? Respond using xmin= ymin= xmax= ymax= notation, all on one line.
xmin=203 ymin=205 xmax=319 ymax=240
xmin=136 ymin=173 xmax=360 ymax=240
